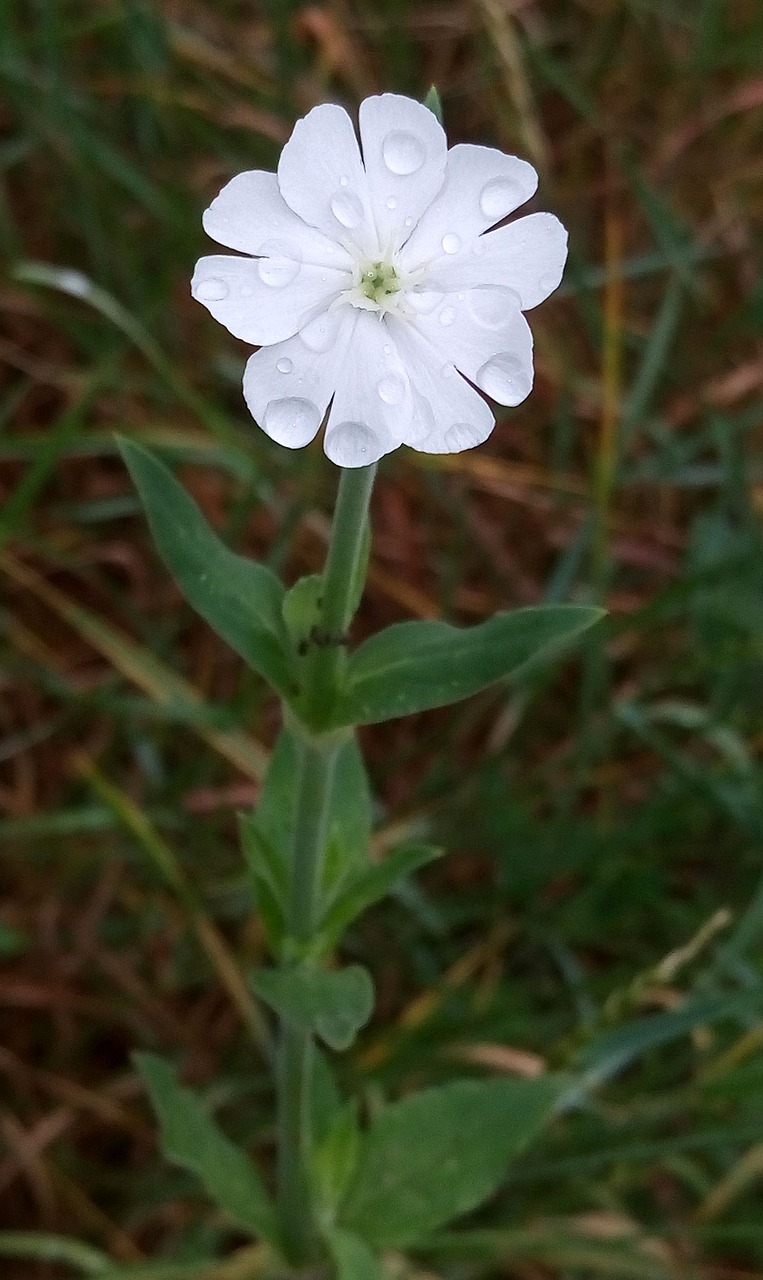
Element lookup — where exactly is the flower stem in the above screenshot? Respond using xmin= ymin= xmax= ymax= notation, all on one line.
xmin=277 ymin=464 xmax=377 ymax=1265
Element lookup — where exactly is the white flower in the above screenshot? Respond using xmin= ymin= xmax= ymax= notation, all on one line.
xmin=192 ymin=94 xmax=567 ymax=468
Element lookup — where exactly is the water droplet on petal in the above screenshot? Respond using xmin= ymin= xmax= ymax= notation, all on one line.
xmin=445 ymin=422 xmax=483 ymax=451
xmin=466 ymin=286 xmax=521 ymax=329
xmin=300 ymin=310 xmax=342 ymax=353
xmin=339 ymin=175 xmax=349 ymax=187
xmin=539 ymin=270 xmax=559 ymax=294
xmin=263 ymin=397 xmax=321 ymax=447
xmin=325 ymin=421 xmax=381 ymax=467
xmin=276 ymin=357 xmax=293 ymax=374
xmin=441 ymin=361 xmax=455 ymax=378
xmin=408 ymin=288 xmax=444 ymax=315
xmin=195 ymin=277 xmax=229 ymax=302
xmin=404 ymin=216 xmax=414 ymax=228
xmin=386 ymin=196 xmax=398 ymax=210
xmin=439 ymin=305 xmax=456 ymax=326
xmin=377 ymin=372 xmax=405 ymax=404
xmin=441 ymin=233 xmax=461 ymax=255
xmin=382 ymin=130 xmax=426 ymax=175
xmin=257 ymin=238 xmax=301 ymax=287
xmin=475 ymin=353 xmax=532 ymax=405
xmin=479 ymin=176 xmax=524 ymax=220
xmin=330 ymin=189 xmax=364 ymax=229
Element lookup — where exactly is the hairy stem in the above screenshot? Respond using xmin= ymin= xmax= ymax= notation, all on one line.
xmin=277 ymin=464 xmax=377 ymax=1265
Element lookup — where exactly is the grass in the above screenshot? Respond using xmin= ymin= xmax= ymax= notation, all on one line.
xmin=2 ymin=0 xmax=763 ymax=1275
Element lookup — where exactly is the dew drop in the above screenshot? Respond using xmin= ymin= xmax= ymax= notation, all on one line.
xmin=439 ymin=305 xmax=456 ymax=326
xmin=475 ymin=353 xmax=532 ymax=405
xmin=479 ymin=176 xmax=523 ymax=221
xmin=441 ymin=361 xmax=455 ymax=379
xmin=404 ymin=216 xmax=414 ymax=228
xmin=263 ymin=397 xmax=321 ymax=447
xmin=445 ymin=422 xmax=482 ymax=451
xmin=195 ymin=276 xmax=229 ymax=302
xmin=466 ymin=286 xmax=521 ymax=329
xmin=299 ymin=310 xmax=342 ymax=353
xmin=382 ymin=130 xmax=426 ymax=176
xmin=330 ymin=189 xmax=364 ymax=229
xmin=408 ymin=288 xmax=444 ymax=315
xmin=339 ymin=175 xmax=349 ymax=187
xmin=539 ymin=270 xmax=559 ymax=294
xmin=441 ymin=232 xmax=461 ymax=255
xmin=325 ymin=421 xmax=381 ymax=468
xmin=257 ymin=252 xmax=300 ymax=288
xmin=386 ymin=196 xmax=398 ymax=210
xmin=377 ymin=372 xmax=405 ymax=404
xmin=276 ymin=357 xmax=293 ymax=374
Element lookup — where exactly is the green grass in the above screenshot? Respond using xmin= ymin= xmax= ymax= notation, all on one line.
xmin=2 ymin=0 xmax=763 ymax=1275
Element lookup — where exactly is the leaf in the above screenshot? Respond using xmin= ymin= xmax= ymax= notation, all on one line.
xmin=245 ymin=729 xmax=372 ymax=925
xmin=312 ymin=1102 xmax=361 ymax=1223
xmin=282 ymin=573 xmax=324 ymax=647
xmin=238 ymin=813 xmax=286 ymax=955
xmin=134 ymin=1053 xmax=280 ymax=1245
xmin=253 ymin=965 xmax=375 ymax=1051
xmin=119 ymin=439 xmax=295 ymax=696
xmin=0 ymin=1232 xmax=110 ymax=1275
xmin=340 ymin=1076 xmax=561 ymax=1246
xmin=319 ymin=843 xmax=442 ymax=946
xmin=328 ymin=1230 xmax=384 ymax=1280
xmin=334 ymin=606 xmax=604 ymax=725
xmin=423 ymin=85 xmax=443 ymax=124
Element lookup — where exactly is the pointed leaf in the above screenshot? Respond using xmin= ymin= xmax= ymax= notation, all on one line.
xmin=312 ymin=1101 xmax=361 ymax=1223
xmin=253 ymin=965 xmax=374 ymax=1050
xmin=119 ymin=439 xmax=295 ymax=696
xmin=340 ymin=1076 xmax=561 ymax=1246
xmin=320 ymin=843 xmax=442 ymax=945
xmin=134 ymin=1053 xmax=279 ymax=1245
xmin=334 ymin=606 xmax=604 ymax=725
xmin=248 ymin=729 xmax=372 ymax=917
xmin=329 ymin=1231 xmax=384 ymax=1280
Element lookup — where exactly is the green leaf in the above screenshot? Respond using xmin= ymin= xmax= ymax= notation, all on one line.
xmin=334 ymin=606 xmax=604 ymax=725
xmin=282 ymin=573 xmax=324 ymax=648
xmin=340 ymin=1076 xmax=561 ymax=1246
xmin=319 ymin=843 xmax=442 ymax=946
xmin=312 ymin=1101 xmax=361 ymax=1224
xmin=423 ymin=85 xmax=443 ymax=124
xmin=134 ymin=1053 xmax=280 ymax=1245
xmin=328 ymin=1230 xmax=384 ymax=1280
xmin=244 ymin=729 xmax=372 ymax=930
xmin=119 ymin=439 xmax=295 ymax=696
xmin=0 ymin=1232 xmax=110 ymax=1274
xmin=253 ymin=965 xmax=374 ymax=1051
xmin=238 ymin=812 xmax=286 ymax=954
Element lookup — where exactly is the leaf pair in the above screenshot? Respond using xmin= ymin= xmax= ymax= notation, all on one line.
xmin=136 ymin=1052 xmax=561 ymax=1260
xmin=120 ymin=441 xmax=602 ymax=732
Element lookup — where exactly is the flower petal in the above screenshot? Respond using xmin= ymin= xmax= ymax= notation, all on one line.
xmin=243 ymin=306 xmax=357 ymax=448
xmin=387 ymin=316 xmax=495 ymax=454
xmin=423 ymin=212 xmax=568 ymax=310
xmin=405 ymin=287 xmax=534 ymax=407
xmin=191 ymin=254 xmax=350 ymax=346
xmin=323 ymin=311 xmax=412 ymax=467
xmin=400 ymin=143 xmax=537 ymax=270
xmin=357 ymin=93 xmax=447 ymax=252
xmin=277 ymin=103 xmax=378 ymax=257
xmin=202 ymin=170 xmax=353 ymax=271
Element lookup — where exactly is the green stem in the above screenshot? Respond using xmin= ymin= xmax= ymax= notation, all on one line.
xmin=277 ymin=464 xmax=377 ymax=1265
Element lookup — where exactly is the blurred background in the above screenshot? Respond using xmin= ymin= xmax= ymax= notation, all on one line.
xmin=2 ymin=0 xmax=763 ymax=1276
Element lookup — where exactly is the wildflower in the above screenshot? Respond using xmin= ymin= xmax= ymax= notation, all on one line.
xmin=192 ymin=94 xmax=567 ymax=467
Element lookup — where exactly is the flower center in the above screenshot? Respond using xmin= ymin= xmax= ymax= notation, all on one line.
xmin=359 ymin=260 xmax=401 ymax=307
